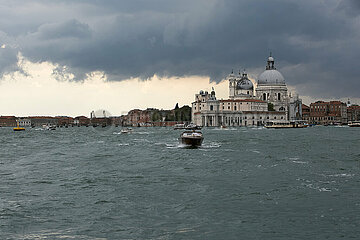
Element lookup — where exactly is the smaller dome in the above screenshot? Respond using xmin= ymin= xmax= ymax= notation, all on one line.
xmin=268 ymin=56 xmax=274 ymax=61
xmin=236 ymin=76 xmax=253 ymax=90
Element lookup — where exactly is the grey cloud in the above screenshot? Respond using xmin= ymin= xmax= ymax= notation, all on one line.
xmin=37 ymin=19 xmax=91 ymax=40
xmin=0 ymin=0 xmax=359 ymax=98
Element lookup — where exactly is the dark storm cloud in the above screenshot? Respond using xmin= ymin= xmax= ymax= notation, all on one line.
xmin=0 ymin=0 xmax=359 ymax=98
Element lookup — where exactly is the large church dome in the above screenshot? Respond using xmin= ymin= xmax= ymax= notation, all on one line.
xmin=258 ymin=69 xmax=285 ymax=85
xmin=257 ymin=55 xmax=285 ymax=85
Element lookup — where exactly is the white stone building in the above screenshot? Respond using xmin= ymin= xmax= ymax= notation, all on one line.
xmin=191 ymin=55 xmax=302 ymax=127
xmin=16 ymin=118 xmax=31 ymax=127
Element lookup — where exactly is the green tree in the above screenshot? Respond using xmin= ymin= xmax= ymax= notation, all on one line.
xmin=268 ymin=103 xmax=275 ymax=111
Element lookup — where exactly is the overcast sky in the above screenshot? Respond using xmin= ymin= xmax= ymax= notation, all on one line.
xmin=0 ymin=0 xmax=359 ymax=115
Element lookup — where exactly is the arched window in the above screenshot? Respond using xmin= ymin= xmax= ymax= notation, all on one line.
xmin=263 ymin=93 xmax=266 ymax=100
xmin=210 ymin=105 xmax=213 ymax=111
xmin=278 ymin=93 xmax=281 ymax=100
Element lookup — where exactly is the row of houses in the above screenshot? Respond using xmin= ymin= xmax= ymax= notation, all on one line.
xmin=0 ymin=105 xmax=192 ymax=128
xmin=0 ymin=116 xmax=122 ymax=127
xmin=302 ymin=101 xmax=360 ymax=125
xmin=2 ymin=101 xmax=358 ymax=128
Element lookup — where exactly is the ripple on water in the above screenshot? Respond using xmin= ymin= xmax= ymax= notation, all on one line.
xmin=1 ymin=127 xmax=360 ymax=239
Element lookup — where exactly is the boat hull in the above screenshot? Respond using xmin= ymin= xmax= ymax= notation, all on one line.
xmin=13 ymin=128 xmax=25 ymax=131
xmin=179 ymin=137 xmax=203 ymax=147
xmin=264 ymin=125 xmax=307 ymax=129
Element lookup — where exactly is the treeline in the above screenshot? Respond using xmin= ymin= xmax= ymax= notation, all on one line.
xmin=151 ymin=104 xmax=191 ymax=122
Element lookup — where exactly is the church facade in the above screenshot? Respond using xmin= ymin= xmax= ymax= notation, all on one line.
xmin=191 ymin=55 xmax=302 ymax=127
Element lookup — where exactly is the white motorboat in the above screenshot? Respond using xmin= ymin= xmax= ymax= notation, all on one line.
xmin=174 ymin=123 xmax=186 ymax=130
xmin=264 ymin=120 xmax=308 ymax=129
xmin=42 ymin=124 xmax=56 ymax=130
xmin=348 ymin=121 xmax=360 ymax=127
xmin=121 ymin=127 xmax=133 ymax=134
xmin=179 ymin=130 xmax=204 ymax=147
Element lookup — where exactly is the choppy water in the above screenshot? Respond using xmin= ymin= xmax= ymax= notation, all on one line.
xmin=1 ymin=126 xmax=359 ymax=239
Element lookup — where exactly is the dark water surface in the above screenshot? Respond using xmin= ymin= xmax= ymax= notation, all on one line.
xmin=1 ymin=126 xmax=359 ymax=239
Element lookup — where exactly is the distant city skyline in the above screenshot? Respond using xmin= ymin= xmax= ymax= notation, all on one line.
xmin=0 ymin=0 xmax=359 ymax=116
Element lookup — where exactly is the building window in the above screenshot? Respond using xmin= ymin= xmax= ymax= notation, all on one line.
xmin=210 ymin=105 xmax=213 ymax=111
xmin=228 ymin=106 xmax=230 ymax=110
xmin=278 ymin=93 xmax=281 ymax=100
xmin=263 ymin=93 xmax=266 ymax=100
xmin=234 ymin=106 xmax=237 ymax=111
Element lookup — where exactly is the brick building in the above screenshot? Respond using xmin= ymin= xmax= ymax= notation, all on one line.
xmin=0 ymin=116 xmax=17 ymax=127
xmin=56 ymin=116 xmax=74 ymax=126
xmin=126 ymin=109 xmax=153 ymax=127
xmin=74 ymin=116 xmax=90 ymax=126
xmin=301 ymin=104 xmax=310 ymax=123
xmin=347 ymin=105 xmax=360 ymax=122
xmin=309 ymin=101 xmax=347 ymax=125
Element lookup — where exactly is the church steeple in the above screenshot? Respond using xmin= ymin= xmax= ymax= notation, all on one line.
xmin=242 ymin=69 xmax=247 ymax=78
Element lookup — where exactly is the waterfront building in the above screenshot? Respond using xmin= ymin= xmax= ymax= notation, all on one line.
xmin=191 ymin=55 xmax=302 ymax=127
xmin=28 ymin=116 xmax=58 ymax=127
xmin=74 ymin=116 xmax=90 ymax=126
xmin=309 ymin=101 xmax=347 ymax=125
xmin=302 ymin=104 xmax=310 ymax=123
xmin=56 ymin=116 xmax=74 ymax=126
xmin=17 ymin=118 xmax=31 ymax=127
xmin=347 ymin=105 xmax=360 ymax=122
xmin=125 ymin=109 xmax=153 ymax=127
xmin=0 ymin=116 xmax=17 ymax=127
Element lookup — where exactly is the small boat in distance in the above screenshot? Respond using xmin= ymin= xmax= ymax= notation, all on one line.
xmin=185 ymin=123 xmax=202 ymax=130
xmin=179 ymin=130 xmax=204 ymax=147
xmin=121 ymin=127 xmax=133 ymax=134
xmin=42 ymin=124 xmax=56 ymax=130
xmin=174 ymin=123 xmax=186 ymax=130
xmin=348 ymin=121 xmax=360 ymax=127
xmin=264 ymin=120 xmax=308 ymax=129
xmin=13 ymin=123 xmax=25 ymax=131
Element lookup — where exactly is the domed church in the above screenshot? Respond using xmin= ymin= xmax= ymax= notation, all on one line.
xmin=256 ymin=55 xmax=288 ymax=112
xmin=191 ymin=54 xmax=302 ymax=127
xmin=229 ymin=70 xmax=255 ymax=99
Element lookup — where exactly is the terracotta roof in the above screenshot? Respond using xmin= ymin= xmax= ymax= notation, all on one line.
xmin=302 ymin=104 xmax=309 ymax=109
xmin=0 ymin=116 xmax=16 ymax=119
xmin=220 ymin=99 xmax=266 ymax=103
xmin=28 ymin=116 xmax=56 ymax=119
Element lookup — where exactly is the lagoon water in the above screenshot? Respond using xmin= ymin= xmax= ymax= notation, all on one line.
xmin=0 ymin=126 xmax=359 ymax=239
